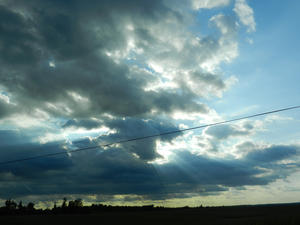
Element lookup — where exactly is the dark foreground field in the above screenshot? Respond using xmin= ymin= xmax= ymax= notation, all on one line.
xmin=1 ymin=203 xmax=300 ymax=225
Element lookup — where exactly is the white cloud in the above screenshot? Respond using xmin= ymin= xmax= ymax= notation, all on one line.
xmin=3 ymin=114 xmax=50 ymax=129
xmin=233 ymin=0 xmax=256 ymax=32
xmin=0 ymin=92 xmax=10 ymax=104
xmin=67 ymin=91 xmax=90 ymax=103
xmin=210 ymin=14 xmax=237 ymax=36
xmin=192 ymin=0 xmax=231 ymax=10
xmin=48 ymin=60 xmax=56 ymax=68
xmin=38 ymin=132 xmax=67 ymax=144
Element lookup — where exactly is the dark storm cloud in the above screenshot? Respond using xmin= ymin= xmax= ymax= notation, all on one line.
xmin=0 ymin=0 xmax=222 ymax=121
xmin=97 ymin=117 xmax=181 ymax=160
xmin=62 ymin=116 xmax=182 ymax=160
xmin=0 ymin=145 xmax=164 ymax=197
xmin=103 ymin=117 xmax=179 ymax=141
xmin=1 ymin=128 xmax=299 ymax=199
xmin=0 ymin=130 xmax=72 ymax=179
xmin=159 ymin=151 xmax=266 ymax=189
xmin=0 ymin=0 xmax=274 ymax=203
xmin=244 ymin=145 xmax=299 ymax=164
xmin=0 ymin=100 xmax=13 ymax=118
xmin=0 ymin=5 xmax=40 ymax=67
xmin=2 ymin=49 xmax=205 ymax=119
xmin=0 ymin=130 xmax=27 ymax=146
xmin=62 ymin=118 xmax=102 ymax=130
xmin=0 ymin=0 xmax=205 ymax=194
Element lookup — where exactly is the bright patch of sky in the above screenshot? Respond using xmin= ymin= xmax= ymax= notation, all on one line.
xmin=210 ymin=0 xmax=300 ymax=145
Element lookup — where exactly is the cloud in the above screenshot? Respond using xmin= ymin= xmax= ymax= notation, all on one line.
xmin=0 ymin=0 xmax=261 ymax=203
xmin=192 ymin=0 xmax=231 ymax=10
xmin=1 ymin=132 xmax=299 ymax=200
xmin=97 ymin=117 xmax=181 ymax=161
xmin=0 ymin=99 xmax=13 ymax=118
xmin=62 ymin=118 xmax=102 ymax=130
xmin=0 ymin=130 xmax=72 ymax=179
xmin=206 ymin=122 xmax=254 ymax=140
xmin=0 ymin=5 xmax=40 ymax=67
xmin=244 ymin=145 xmax=299 ymax=164
xmin=210 ymin=13 xmax=237 ymax=36
xmin=0 ymin=0 xmax=245 ymax=164
xmin=192 ymin=121 xmax=258 ymax=153
xmin=1 ymin=1 xmax=211 ymax=121
xmin=61 ymin=116 xmax=182 ymax=161
xmin=0 ymin=0 xmax=243 ymax=122
xmin=233 ymin=0 xmax=256 ymax=32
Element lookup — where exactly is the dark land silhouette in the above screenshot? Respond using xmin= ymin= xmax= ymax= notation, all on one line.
xmin=1 ymin=199 xmax=300 ymax=225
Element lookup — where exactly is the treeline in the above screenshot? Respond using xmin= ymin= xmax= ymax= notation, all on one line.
xmin=0 ymin=198 xmax=184 ymax=215
xmin=0 ymin=199 xmax=38 ymax=215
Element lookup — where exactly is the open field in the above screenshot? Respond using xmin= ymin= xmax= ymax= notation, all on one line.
xmin=1 ymin=203 xmax=300 ymax=225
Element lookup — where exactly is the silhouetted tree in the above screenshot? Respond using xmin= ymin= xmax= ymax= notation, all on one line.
xmin=74 ymin=198 xmax=83 ymax=207
xmin=53 ymin=201 xmax=57 ymax=209
xmin=62 ymin=197 xmax=67 ymax=208
xmin=27 ymin=202 xmax=35 ymax=211
xmin=18 ymin=201 xmax=25 ymax=211
xmin=68 ymin=198 xmax=83 ymax=210
xmin=68 ymin=200 xmax=75 ymax=208
xmin=5 ymin=199 xmax=17 ymax=210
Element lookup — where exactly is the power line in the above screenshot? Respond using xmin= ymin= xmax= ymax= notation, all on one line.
xmin=0 ymin=105 xmax=300 ymax=166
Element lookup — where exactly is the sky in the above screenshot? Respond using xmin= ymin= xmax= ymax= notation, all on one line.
xmin=0 ymin=0 xmax=300 ymax=208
